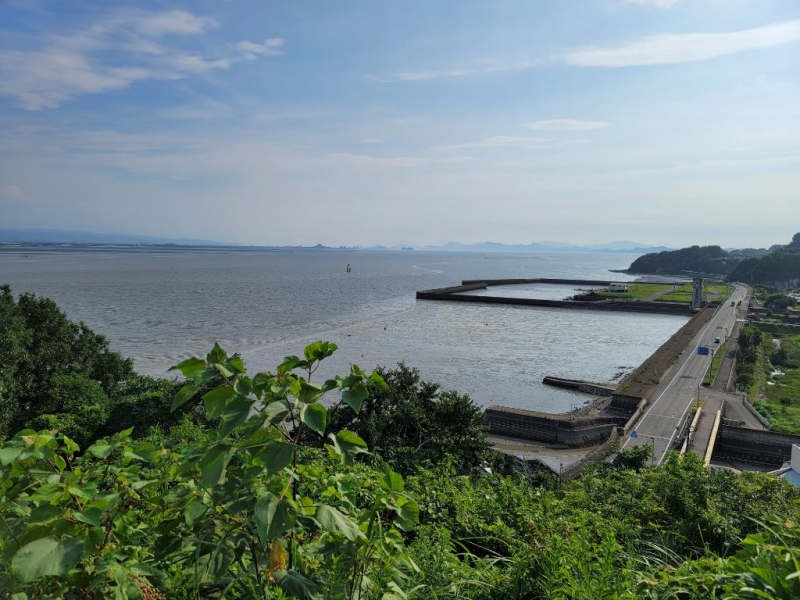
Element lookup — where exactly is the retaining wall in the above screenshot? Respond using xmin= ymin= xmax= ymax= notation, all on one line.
xmin=485 ymin=406 xmax=617 ymax=447
xmin=712 ymin=425 xmax=800 ymax=467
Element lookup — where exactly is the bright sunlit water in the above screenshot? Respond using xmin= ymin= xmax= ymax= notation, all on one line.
xmin=0 ymin=248 xmax=687 ymax=413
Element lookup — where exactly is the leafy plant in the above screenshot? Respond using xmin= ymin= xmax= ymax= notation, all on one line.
xmin=0 ymin=342 xmax=420 ymax=599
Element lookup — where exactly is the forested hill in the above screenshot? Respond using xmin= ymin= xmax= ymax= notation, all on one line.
xmin=726 ymin=233 xmax=800 ymax=284
xmin=626 ymin=245 xmax=738 ymax=276
xmin=626 ymin=233 xmax=800 ymax=283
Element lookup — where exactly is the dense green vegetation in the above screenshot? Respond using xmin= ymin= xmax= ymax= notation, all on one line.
xmin=736 ymin=323 xmax=800 ymax=434
xmin=728 ymin=233 xmax=800 ymax=284
xmin=0 ymin=286 xmax=202 ymax=446
xmin=1 ymin=291 xmax=799 ymax=598
xmin=321 ymin=363 xmax=491 ymax=476
xmin=703 ymin=339 xmax=728 ymax=386
xmin=627 ymin=245 xmax=737 ymax=276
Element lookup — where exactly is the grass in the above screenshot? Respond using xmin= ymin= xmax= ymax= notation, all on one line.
xmin=702 ymin=340 xmax=728 ymax=386
xmin=593 ymin=283 xmax=671 ymax=300
xmin=706 ymin=284 xmax=733 ymax=302
xmin=659 ymin=284 xmax=694 ymax=303
xmin=752 ymin=332 xmax=800 ymax=434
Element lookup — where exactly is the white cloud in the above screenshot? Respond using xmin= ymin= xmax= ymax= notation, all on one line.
xmin=371 ymin=60 xmax=537 ymax=83
xmin=565 ymin=20 xmax=800 ymax=67
xmin=326 ymin=153 xmax=475 ymax=168
xmin=127 ymin=10 xmax=217 ymax=37
xmin=0 ymin=10 xmax=281 ymax=110
xmin=359 ymin=138 xmax=384 ymax=144
xmin=623 ymin=0 xmax=680 ymax=8
xmin=433 ymin=136 xmax=551 ymax=151
xmin=2 ymin=184 xmax=24 ymax=198
xmin=237 ymin=38 xmax=284 ymax=60
xmin=527 ymin=119 xmax=609 ymax=131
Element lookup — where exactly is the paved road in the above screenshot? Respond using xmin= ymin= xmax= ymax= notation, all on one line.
xmin=621 ymin=284 xmax=748 ymax=464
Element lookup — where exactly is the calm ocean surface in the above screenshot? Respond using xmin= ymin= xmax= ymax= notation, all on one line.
xmin=0 ymin=248 xmax=687 ymax=413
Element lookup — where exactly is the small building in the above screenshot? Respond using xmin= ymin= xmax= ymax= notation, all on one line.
xmin=608 ymin=283 xmax=628 ymax=292
xmin=772 ymin=444 xmax=800 ymax=487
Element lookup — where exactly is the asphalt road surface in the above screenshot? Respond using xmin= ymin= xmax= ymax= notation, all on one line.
xmin=620 ymin=284 xmax=748 ymax=464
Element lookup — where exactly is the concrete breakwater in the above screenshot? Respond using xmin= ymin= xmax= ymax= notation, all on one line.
xmin=542 ymin=376 xmax=615 ymax=397
xmin=417 ymin=277 xmax=703 ymax=455
xmin=416 ymin=280 xmax=696 ymax=316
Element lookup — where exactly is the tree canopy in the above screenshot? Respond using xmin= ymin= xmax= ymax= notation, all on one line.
xmin=0 ymin=286 xmax=197 ymax=445
xmin=626 ymin=244 xmax=738 ymax=276
xmin=324 ymin=363 xmax=491 ymax=476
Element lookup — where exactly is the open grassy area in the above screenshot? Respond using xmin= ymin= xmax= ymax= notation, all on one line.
xmin=751 ymin=332 xmax=800 ymax=434
xmin=593 ymin=283 xmax=671 ymax=299
xmin=702 ymin=339 xmax=728 ymax=386
xmin=659 ymin=284 xmax=694 ymax=303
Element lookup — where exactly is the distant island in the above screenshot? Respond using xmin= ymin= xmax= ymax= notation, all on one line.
xmin=0 ymin=228 xmax=671 ymax=254
xmin=624 ymin=233 xmax=800 ymax=285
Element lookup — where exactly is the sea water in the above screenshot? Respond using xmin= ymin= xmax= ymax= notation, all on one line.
xmin=0 ymin=247 xmax=686 ymax=413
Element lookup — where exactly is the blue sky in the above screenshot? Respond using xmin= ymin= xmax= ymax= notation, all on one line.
xmin=1 ymin=0 xmax=799 ymax=247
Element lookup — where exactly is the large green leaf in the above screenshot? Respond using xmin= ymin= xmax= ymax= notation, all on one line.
xmin=207 ymin=343 xmax=228 ymax=364
xmin=184 ymin=498 xmax=207 ymax=525
xmin=12 ymin=537 xmax=85 ymax=583
xmin=303 ymin=341 xmax=337 ymax=361
xmin=172 ymin=382 xmax=200 ymax=411
xmin=273 ymin=570 xmax=319 ymax=598
xmin=198 ymin=444 xmax=234 ymax=488
xmin=380 ymin=468 xmax=404 ymax=493
xmin=217 ymin=395 xmax=252 ymax=437
xmin=328 ymin=430 xmax=368 ymax=465
xmin=0 ymin=446 xmax=23 ymax=465
xmin=298 ymin=380 xmax=324 ymax=404
xmin=74 ymin=508 xmax=103 ymax=528
xmin=253 ymin=493 xmax=296 ymax=542
xmin=300 ymin=403 xmax=327 ymax=436
xmin=393 ymin=497 xmax=420 ymax=532
xmin=170 ymin=356 xmax=206 ymax=379
xmin=315 ymin=505 xmax=363 ymax=542
xmin=257 ymin=441 xmax=295 ymax=475
xmin=202 ymin=385 xmax=236 ymax=420
xmin=341 ymin=382 xmax=369 ymax=413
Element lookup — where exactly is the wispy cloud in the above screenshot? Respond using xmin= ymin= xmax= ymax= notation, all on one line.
xmin=370 ymin=60 xmax=538 ymax=83
xmin=237 ymin=38 xmax=284 ymax=59
xmin=326 ymin=153 xmax=476 ymax=167
xmin=0 ymin=9 xmax=283 ymax=110
xmin=565 ymin=20 xmax=800 ymax=67
xmin=2 ymin=184 xmax=25 ymax=199
xmin=432 ymin=136 xmax=551 ymax=151
xmin=527 ymin=119 xmax=609 ymax=131
xmin=623 ymin=0 xmax=680 ymax=8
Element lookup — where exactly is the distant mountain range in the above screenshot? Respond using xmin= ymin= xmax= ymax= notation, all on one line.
xmin=0 ymin=229 xmax=670 ymax=254
xmin=409 ymin=241 xmax=672 ymax=253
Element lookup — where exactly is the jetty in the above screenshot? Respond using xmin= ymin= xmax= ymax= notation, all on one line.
xmin=416 ymin=279 xmax=697 ymax=316
xmin=420 ymin=278 xmax=798 ymax=476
